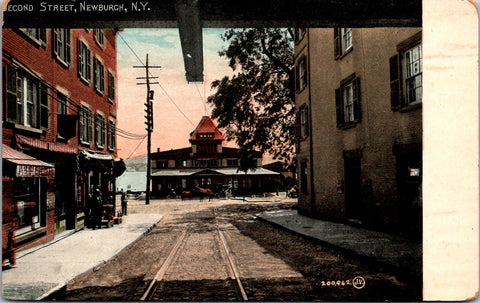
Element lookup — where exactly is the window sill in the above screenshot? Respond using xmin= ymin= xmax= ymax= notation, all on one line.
xmin=14 ymin=226 xmax=47 ymax=245
xmin=95 ymin=89 xmax=105 ymax=96
xmin=14 ymin=124 xmax=43 ymax=134
xmin=80 ymin=141 xmax=91 ymax=148
xmin=79 ymin=75 xmax=91 ymax=86
xmin=399 ymin=102 xmax=422 ymax=113
xmin=340 ymin=121 xmax=359 ymax=130
xmin=55 ymin=57 xmax=71 ymax=69
xmin=335 ymin=47 xmax=353 ymax=60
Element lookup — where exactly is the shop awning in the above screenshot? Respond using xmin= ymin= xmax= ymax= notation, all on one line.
xmin=16 ymin=134 xmax=78 ymax=154
xmin=80 ymin=149 xmax=114 ymax=161
xmin=2 ymin=144 xmax=55 ymax=178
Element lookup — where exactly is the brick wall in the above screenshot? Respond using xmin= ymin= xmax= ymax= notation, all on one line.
xmin=2 ymin=29 xmax=118 ymax=157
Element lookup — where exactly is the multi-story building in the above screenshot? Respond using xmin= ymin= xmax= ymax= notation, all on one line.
xmin=294 ymin=28 xmax=422 ymax=238
xmin=150 ymin=116 xmax=280 ymax=197
xmin=2 ymin=28 xmax=122 ymax=262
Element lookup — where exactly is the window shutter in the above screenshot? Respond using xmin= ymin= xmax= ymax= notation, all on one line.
xmin=65 ymin=30 xmax=71 ymax=64
xmin=86 ymin=48 xmax=92 ymax=81
xmin=389 ymin=54 xmax=401 ymax=110
xmin=304 ymin=106 xmax=309 ymax=137
xmin=53 ymin=29 xmax=59 ymax=57
xmin=335 ymin=88 xmax=343 ymax=128
xmin=334 ymin=28 xmax=340 ymax=59
xmin=353 ymin=77 xmax=361 ymax=123
xmin=295 ymin=110 xmax=301 ymax=150
xmin=77 ymin=40 xmax=83 ymax=77
xmin=39 ymin=84 xmax=49 ymax=130
xmin=39 ymin=29 xmax=47 ymax=45
xmin=87 ymin=110 xmax=93 ymax=143
xmin=295 ymin=65 xmax=300 ymax=92
xmin=5 ymin=65 xmax=18 ymax=123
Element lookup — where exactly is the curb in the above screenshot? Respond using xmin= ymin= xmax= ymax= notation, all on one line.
xmin=32 ymin=216 xmax=164 ymax=300
xmin=256 ymin=213 xmax=421 ymax=280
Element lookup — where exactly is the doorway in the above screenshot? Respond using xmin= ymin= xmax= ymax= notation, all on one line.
xmin=344 ymin=157 xmax=362 ymax=221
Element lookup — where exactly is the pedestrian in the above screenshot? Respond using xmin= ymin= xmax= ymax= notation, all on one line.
xmin=93 ymin=187 xmax=103 ymax=229
xmin=121 ymin=188 xmax=128 ymax=216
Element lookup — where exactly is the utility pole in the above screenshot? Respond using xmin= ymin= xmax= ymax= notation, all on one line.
xmin=135 ymin=54 xmax=160 ymax=205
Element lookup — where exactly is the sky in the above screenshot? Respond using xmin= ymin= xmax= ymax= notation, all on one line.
xmin=116 ymin=28 xmax=235 ymax=160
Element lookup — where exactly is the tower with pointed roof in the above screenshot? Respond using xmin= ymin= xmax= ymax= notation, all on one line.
xmin=149 ymin=116 xmax=281 ymax=198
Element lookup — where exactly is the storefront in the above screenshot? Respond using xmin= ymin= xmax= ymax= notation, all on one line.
xmin=79 ymin=150 xmax=125 ymax=228
xmin=2 ymin=144 xmax=55 ymax=265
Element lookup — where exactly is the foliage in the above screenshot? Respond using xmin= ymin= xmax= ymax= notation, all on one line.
xmin=207 ymin=28 xmax=295 ymax=169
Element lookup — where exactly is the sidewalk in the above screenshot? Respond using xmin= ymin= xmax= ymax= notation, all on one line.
xmin=257 ymin=210 xmax=421 ymax=277
xmin=2 ymin=214 xmax=163 ymax=300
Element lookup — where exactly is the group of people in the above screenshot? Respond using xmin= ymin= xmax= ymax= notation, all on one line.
xmin=89 ymin=187 xmax=128 ymax=230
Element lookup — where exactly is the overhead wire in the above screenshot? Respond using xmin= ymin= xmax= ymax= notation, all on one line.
xmin=3 ymin=49 xmax=146 ymax=140
xmin=118 ymin=32 xmax=196 ymax=127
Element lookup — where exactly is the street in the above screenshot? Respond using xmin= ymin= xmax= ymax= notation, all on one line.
xmin=52 ymin=196 xmax=421 ymax=301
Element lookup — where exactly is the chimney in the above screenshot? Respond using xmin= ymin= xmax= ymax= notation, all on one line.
xmin=157 ymin=148 xmax=160 ymax=152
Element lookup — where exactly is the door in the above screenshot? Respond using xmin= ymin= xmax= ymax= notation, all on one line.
xmin=344 ymin=157 xmax=362 ymax=221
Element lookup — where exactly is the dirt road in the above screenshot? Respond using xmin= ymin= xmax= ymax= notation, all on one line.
xmin=53 ymin=198 xmax=421 ymax=301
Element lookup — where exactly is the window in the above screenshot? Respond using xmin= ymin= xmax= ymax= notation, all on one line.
xmin=334 ymin=28 xmax=353 ymax=59
xmin=390 ymin=33 xmax=422 ymax=110
xmin=94 ymin=57 xmax=105 ymax=94
xmin=4 ymin=65 xmax=48 ymax=130
xmin=77 ymin=40 xmax=92 ymax=83
xmin=94 ymin=29 xmax=105 ymax=47
xmin=20 ymin=28 xmax=47 ymax=46
xmin=403 ymin=44 xmax=422 ymax=105
xmin=194 ymin=160 xmax=218 ymax=167
xmin=53 ymin=29 xmax=71 ymax=65
xmin=227 ymin=159 xmax=238 ymax=167
xmin=295 ymin=57 xmax=307 ymax=92
xmin=108 ymin=72 xmax=115 ymax=103
xmin=79 ymin=105 xmax=93 ymax=144
xmin=295 ymin=28 xmax=306 ymax=43
xmin=335 ymin=74 xmax=361 ymax=128
xmin=14 ymin=177 xmax=45 ymax=229
xmin=107 ymin=119 xmax=116 ymax=151
xmin=175 ymin=160 xmax=187 ymax=168
xmin=95 ymin=113 xmax=106 ymax=149
xmin=58 ymin=92 xmax=68 ymax=115
xmin=156 ymin=160 xmax=168 ymax=168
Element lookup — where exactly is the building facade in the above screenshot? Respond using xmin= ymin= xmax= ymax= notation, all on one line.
xmin=2 ymin=28 xmax=122 ymax=262
xmin=295 ymin=28 xmax=422 ymax=238
xmin=151 ymin=116 xmax=280 ymax=197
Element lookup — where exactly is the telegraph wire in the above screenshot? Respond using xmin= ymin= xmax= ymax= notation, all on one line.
xmin=118 ymin=32 xmax=196 ymax=127
xmin=126 ymin=135 xmax=147 ymax=160
xmin=3 ymin=50 xmax=146 ymax=140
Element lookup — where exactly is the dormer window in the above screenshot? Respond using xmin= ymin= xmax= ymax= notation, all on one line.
xmin=199 ymin=133 xmax=214 ymax=138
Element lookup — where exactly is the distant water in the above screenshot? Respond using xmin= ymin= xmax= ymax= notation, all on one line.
xmin=117 ymin=171 xmax=147 ymax=192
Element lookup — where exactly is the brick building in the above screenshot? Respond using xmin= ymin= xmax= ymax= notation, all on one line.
xmin=150 ymin=116 xmax=280 ymax=197
xmin=2 ymin=29 xmax=123 ymax=263
xmin=294 ymin=28 xmax=422 ymax=238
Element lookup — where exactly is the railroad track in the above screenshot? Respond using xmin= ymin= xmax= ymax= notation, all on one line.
xmin=140 ymin=206 xmax=248 ymax=301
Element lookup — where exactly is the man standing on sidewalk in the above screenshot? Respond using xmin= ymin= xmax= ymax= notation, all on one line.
xmin=93 ymin=187 xmax=103 ymax=229
xmin=121 ymin=189 xmax=128 ymax=216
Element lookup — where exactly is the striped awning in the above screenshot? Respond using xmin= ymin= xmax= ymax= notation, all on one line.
xmin=2 ymin=144 xmax=55 ymax=178
xmin=16 ymin=134 xmax=78 ymax=154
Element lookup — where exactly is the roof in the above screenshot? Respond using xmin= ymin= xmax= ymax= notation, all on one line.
xmin=189 ymin=116 xmax=225 ymax=141
xmin=152 ymin=167 xmax=279 ymax=177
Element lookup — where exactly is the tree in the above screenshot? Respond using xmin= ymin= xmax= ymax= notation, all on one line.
xmin=207 ymin=28 xmax=295 ymax=168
